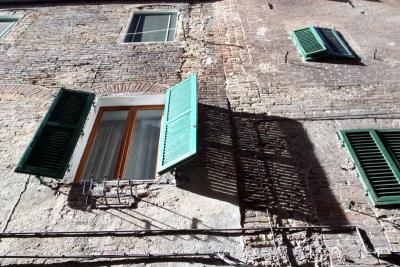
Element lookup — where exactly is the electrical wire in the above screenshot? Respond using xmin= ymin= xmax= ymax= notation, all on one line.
xmin=0 ymin=252 xmax=252 ymax=266
xmin=0 ymin=225 xmax=357 ymax=239
xmin=0 ymin=252 xmax=217 ymax=259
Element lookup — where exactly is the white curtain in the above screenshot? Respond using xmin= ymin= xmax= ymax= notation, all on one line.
xmin=123 ymin=110 xmax=162 ymax=180
xmin=82 ymin=111 xmax=128 ymax=181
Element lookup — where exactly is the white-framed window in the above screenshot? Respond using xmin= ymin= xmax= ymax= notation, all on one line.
xmin=69 ymin=95 xmax=165 ymax=183
xmin=124 ymin=10 xmax=178 ymax=43
xmin=0 ymin=16 xmax=19 ymax=38
xmin=15 ymin=75 xmax=198 ymax=184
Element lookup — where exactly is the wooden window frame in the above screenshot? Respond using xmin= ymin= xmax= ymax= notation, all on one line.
xmin=74 ymin=105 xmax=164 ymax=183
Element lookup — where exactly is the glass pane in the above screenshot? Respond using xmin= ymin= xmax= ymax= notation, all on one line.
xmin=82 ymin=110 xmax=128 ymax=181
xmin=123 ymin=109 xmax=163 ymax=180
xmin=0 ymin=21 xmax=13 ymax=36
xmin=167 ymin=14 xmax=177 ymax=41
xmin=133 ymin=14 xmax=170 ymax=42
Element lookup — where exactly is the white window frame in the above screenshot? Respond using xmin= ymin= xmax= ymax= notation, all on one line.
xmin=64 ymin=94 xmax=165 ymax=183
xmin=0 ymin=15 xmax=20 ymax=38
xmin=123 ymin=10 xmax=179 ymax=44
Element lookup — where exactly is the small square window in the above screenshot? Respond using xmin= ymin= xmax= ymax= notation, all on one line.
xmin=0 ymin=16 xmax=19 ymax=38
xmin=124 ymin=11 xmax=177 ymax=43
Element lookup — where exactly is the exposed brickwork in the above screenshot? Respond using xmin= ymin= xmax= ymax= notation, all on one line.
xmin=214 ymin=0 xmax=400 ymax=265
xmin=0 ymin=3 xmax=190 ymax=89
xmin=0 ymin=2 xmax=243 ymax=266
xmin=217 ymin=0 xmax=400 ymax=117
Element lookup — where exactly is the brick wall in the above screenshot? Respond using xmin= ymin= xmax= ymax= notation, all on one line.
xmin=0 ymin=2 xmax=244 ymax=266
xmin=214 ymin=0 xmax=400 ymax=265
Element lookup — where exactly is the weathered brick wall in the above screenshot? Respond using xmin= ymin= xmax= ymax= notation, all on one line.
xmin=216 ymin=0 xmax=400 ymax=117
xmin=0 ymin=2 xmax=243 ymax=266
xmin=214 ymin=0 xmax=400 ymax=265
xmin=1 ymin=3 xmax=185 ymax=88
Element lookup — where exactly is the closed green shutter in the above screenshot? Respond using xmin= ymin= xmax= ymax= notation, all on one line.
xmin=339 ymin=129 xmax=400 ymax=206
xmin=291 ymin=26 xmax=328 ymax=60
xmin=15 ymin=88 xmax=94 ymax=179
xmin=157 ymin=74 xmax=197 ymax=174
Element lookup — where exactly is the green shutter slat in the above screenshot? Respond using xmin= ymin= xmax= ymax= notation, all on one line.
xmin=290 ymin=26 xmax=328 ymax=60
xmin=157 ymin=74 xmax=197 ymax=174
xmin=316 ymin=28 xmax=355 ymax=58
xmin=339 ymin=129 xmax=400 ymax=206
xmin=379 ymin=130 xmax=400 ymax=168
xmin=15 ymin=88 xmax=94 ymax=179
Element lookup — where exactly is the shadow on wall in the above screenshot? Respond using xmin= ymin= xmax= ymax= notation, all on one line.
xmin=177 ymin=103 xmax=348 ymax=226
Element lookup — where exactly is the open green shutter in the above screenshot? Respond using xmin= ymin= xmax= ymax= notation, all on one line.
xmin=15 ymin=88 xmax=94 ymax=179
xmin=291 ymin=26 xmax=328 ymax=60
xmin=339 ymin=129 xmax=400 ymax=206
xmin=317 ymin=28 xmax=355 ymax=59
xmin=157 ymin=74 xmax=197 ymax=174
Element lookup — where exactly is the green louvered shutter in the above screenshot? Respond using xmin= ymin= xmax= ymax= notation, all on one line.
xmin=317 ymin=28 xmax=355 ymax=58
xmin=291 ymin=26 xmax=328 ymax=60
xmin=15 ymin=88 xmax=94 ymax=179
xmin=157 ymin=74 xmax=197 ymax=174
xmin=379 ymin=130 xmax=400 ymax=166
xmin=339 ymin=129 xmax=400 ymax=206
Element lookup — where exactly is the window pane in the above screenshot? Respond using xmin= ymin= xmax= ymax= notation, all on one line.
xmin=167 ymin=14 xmax=177 ymax=41
xmin=123 ymin=109 xmax=162 ymax=180
xmin=0 ymin=21 xmax=13 ymax=36
xmin=82 ymin=110 xmax=128 ymax=181
xmin=134 ymin=14 xmax=170 ymax=42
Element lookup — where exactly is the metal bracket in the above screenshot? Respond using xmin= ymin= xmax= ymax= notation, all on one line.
xmin=35 ymin=175 xmax=45 ymax=184
xmin=375 ymin=246 xmax=391 ymax=258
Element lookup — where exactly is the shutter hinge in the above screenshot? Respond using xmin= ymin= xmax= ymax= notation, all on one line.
xmin=35 ymin=175 xmax=45 ymax=184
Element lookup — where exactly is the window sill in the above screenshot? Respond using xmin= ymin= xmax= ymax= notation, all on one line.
xmin=118 ymin=40 xmax=185 ymax=46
